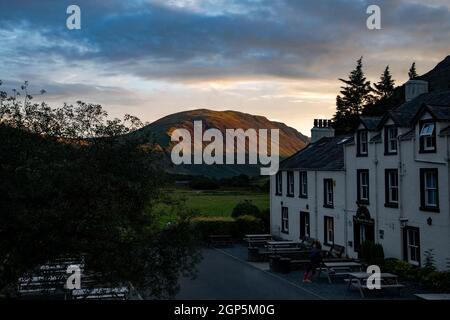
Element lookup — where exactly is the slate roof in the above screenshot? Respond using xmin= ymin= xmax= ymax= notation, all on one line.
xmin=370 ymin=133 xmax=382 ymax=143
xmin=360 ymin=116 xmax=382 ymax=130
xmin=392 ymin=90 xmax=450 ymax=125
xmin=439 ymin=126 xmax=450 ymax=136
xmin=279 ymin=135 xmax=352 ymax=171
xmin=399 ymin=129 xmax=415 ymax=141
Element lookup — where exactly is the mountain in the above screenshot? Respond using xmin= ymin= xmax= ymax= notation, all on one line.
xmin=129 ymin=109 xmax=309 ymax=177
xmin=418 ymin=55 xmax=450 ymax=92
xmin=364 ymin=55 xmax=450 ymax=117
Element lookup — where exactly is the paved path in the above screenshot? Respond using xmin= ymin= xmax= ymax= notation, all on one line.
xmin=176 ymin=248 xmax=326 ymax=300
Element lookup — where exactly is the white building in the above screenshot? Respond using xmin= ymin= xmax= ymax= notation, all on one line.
xmin=270 ymin=80 xmax=450 ymax=270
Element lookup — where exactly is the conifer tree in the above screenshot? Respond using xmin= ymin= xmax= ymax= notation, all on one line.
xmin=408 ymin=62 xmax=418 ymax=79
xmin=374 ymin=65 xmax=395 ymax=98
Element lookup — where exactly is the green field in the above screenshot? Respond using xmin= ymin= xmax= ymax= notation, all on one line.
xmin=157 ymin=188 xmax=269 ymax=217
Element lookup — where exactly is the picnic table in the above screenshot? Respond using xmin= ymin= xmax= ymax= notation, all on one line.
xmin=72 ymin=287 xmax=129 ymax=300
xmin=346 ymin=272 xmax=404 ymax=298
xmin=244 ymin=234 xmax=272 ymax=247
xmin=415 ymin=293 xmax=450 ymax=300
xmin=266 ymin=241 xmax=301 ymax=249
xmin=318 ymin=261 xmax=362 ymax=284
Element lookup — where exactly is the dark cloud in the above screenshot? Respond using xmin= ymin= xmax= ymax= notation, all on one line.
xmin=1 ymin=0 xmax=450 ymax=82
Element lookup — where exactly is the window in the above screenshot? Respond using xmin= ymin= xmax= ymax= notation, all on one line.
xmin=281 ymin=207 xmax=289 ymax=234
xmin=385 ymin=126 xmax=398 ymax=154
xmin=357 ymin=170 xmax=369 ymax=204
xmin=275 ymin=172 xmax=282 ymax=195
xmin=403 ymin=227 xmax=420 ymax=267
xmin=323 ymin=179 xmax=334 ymax=208
xmin=420 ymin=168 xmax=439 ymax=212
xmin=286 ymin=171 xmax=294 ymax=197
xmin=300 ymin=211 xmax=310 ymax=239
xmin=324 ymin=216 xmax=334 ymax=245
xmin=385 ymin=169 xmax=399 ymax=208
xmin=419 ymin=121 xmax=436 ymax=153
xmin=357 ymin=130 xmax=368 ymax=156
xmin=299 ymin=171 xmax=308 ymax=198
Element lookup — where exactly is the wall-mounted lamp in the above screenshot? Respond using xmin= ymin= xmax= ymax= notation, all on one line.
xmin=427 ymin=217 xmax=432 ymax=226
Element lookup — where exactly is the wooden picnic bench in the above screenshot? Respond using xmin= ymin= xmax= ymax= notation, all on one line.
xmin=346 ymin=272 xmax=404 ymax=298
xmin=318 ymin=261 xmax=363 ymax=284
xmin=244 ymin=234 xmax=272 ymax=247
xmin=71 ymin=287 xmax=129 ymax=300
xmin=207 ymin=235 xmax=233 ymax=247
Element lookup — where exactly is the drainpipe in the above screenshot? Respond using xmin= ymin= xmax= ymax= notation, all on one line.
xmin=343 ymin=145 xmax=348 ymax=255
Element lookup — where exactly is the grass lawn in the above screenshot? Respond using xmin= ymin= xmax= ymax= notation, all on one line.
xmin=158 ymin=188 xmax=269 ymax=217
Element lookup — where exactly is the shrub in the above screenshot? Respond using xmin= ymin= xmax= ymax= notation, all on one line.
xmin=235 ymin=215 xmax=263 ymax=237
xmin=231 ymin=200 xmax=261 ymax=218
xmin=360 ymin=241 xmax=385 ymax=268
xmin=192 ymin=215 xmax=264 ymax=240
xmin=384 ymin=259 xmax=411 ymax=278
xmin=421 ymin=271 xmax=450 ymax=291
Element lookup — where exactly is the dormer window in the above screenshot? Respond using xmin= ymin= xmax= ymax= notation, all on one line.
xmin=419 ymin=121 xmax=436 ymax=153
xmin=385 ymin=126 xmax=398 ymax=155
xmin=357 ymin=130 xmax=368 ymax=157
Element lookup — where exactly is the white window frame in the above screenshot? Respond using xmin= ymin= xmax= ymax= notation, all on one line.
xmin=407 ymin=229 xmax=420 ymax=267
xmin=287 ymin=171 xmax=294 ymax=196
xmin=424 ymin=171 xmax=438 ymax=207
xmin=387 ymin=127 xmax=398 ymax=153
xmin=325 ymin=216 xmax=334 ymax=245
xmin=359 ymin=171 xmax=369 ymax=202
xmin=281 ymin=207 xmax=289 ymax=233
xmin=325 ymin=179 xmax=333 ymax=207
xmin=299 ymin=171 xmax=307 ymax=197
xmin=276 ymin=172 xmax=282 ymax=195
xmin=358 ymin=130 xmax=368 ymax=155
xmin=388 ymin=171 xmax=399 ymax=204
xmin=420 ymin=123 xmax=436 ymax=151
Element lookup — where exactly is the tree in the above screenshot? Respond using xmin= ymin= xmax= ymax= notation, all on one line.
xmin=0 ymin=81 xmax=200 ymax=298
xmin=373 ymin=66 xmax=395 ymax=99
xmin=409 ymin=62 xmax=418 ymax=79
xmin=231 ymin=200 xmax=260 ymax=218
xmin=333 ymin=57 xmax=374 ymax=134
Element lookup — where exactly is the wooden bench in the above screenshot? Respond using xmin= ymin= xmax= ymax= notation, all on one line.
xmin=71 ymin=287 xmax=129 ymax=300
xmin=244 ymin=234 xmax=272 ymax=247
xmin=207 ymin=235 xmax=233 ymax=247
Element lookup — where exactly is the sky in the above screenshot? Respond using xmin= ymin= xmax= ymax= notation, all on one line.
xmin=1 ymin=0 xmax=450 ymax=135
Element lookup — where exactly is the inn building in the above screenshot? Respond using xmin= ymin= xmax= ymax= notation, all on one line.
xmin=270 ymin=80 xmax=450 ymax=270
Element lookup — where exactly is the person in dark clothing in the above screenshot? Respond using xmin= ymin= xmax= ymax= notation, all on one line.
xmin=303 ymin=241 xmax=323 ymax=283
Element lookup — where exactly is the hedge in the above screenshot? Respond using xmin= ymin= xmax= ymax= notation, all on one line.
xmin=192 ymin=215 xmax=264 ymax=240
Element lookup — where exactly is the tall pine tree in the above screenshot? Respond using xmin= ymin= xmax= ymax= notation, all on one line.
xmin=408 ymin=62 xmax=418 ymax=79
xmin=333 ymin=57 xmax=373 ymax=134
xmin=374 ymin=65 xmax=395 ymax=98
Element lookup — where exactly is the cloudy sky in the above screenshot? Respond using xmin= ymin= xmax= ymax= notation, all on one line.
xmin=1 ymin=0 xmax=450 ymax=134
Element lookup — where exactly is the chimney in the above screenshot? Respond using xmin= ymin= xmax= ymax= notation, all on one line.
xmin=405 ymin=80 xmax=428 ymax=102
xmin=311 ymin=119 xmax=335 ymax=143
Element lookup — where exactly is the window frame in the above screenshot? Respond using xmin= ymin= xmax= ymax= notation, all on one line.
xmin=286 ymin=171 xmax=295 ymax=197
xmin=384 ymin=169 xmax=399 ymax=208
xmin=403 ymin=227 xmax=421 ymax=267
xmin=323 ymin=179 xmax=334 ymax=208
xmin=420 ymin=168 xmax=439 ymax=212
xmin=281 ymin=207 xmax=289 ymax=234
xmin=357 ymin=129 xmax=369 ymax=157
xmin=357 ymin=169 xmax=370 ymax=205
xmin=275 ymin=171 xmax=283 ymax=196
xmin=419 ymin=120 xmax=436 ymax=153
xmin=300 ymin=211 xmax=310 ymax=239
xmin=384 ymin=125 xmax=398 ymax=155
xmin=323 ymin=216 xmax=334 ymax=246
xmin=299 ymin=171 xmax=308 ymax=198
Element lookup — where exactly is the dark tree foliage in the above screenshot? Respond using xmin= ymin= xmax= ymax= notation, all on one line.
xmin=231 ymin=200 xmax=260 ymax=218
xmin=0 ymin=81 xmax=200 ymax=298
xmin=333 ymin=57 xmax=375 ymax=134
xmin=409 ymin=62 xmax=418 ymax=79
xmin=373 ymin=66 xmax=395 ymax=99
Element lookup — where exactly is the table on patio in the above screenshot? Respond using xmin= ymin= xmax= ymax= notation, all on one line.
xmin=318 ymin=261 xmax=362 ymax=284
xmin=244 ymin=234 xmax=273 ymax=247
xmin=347 ymin=272 xmax=404 ymax=298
